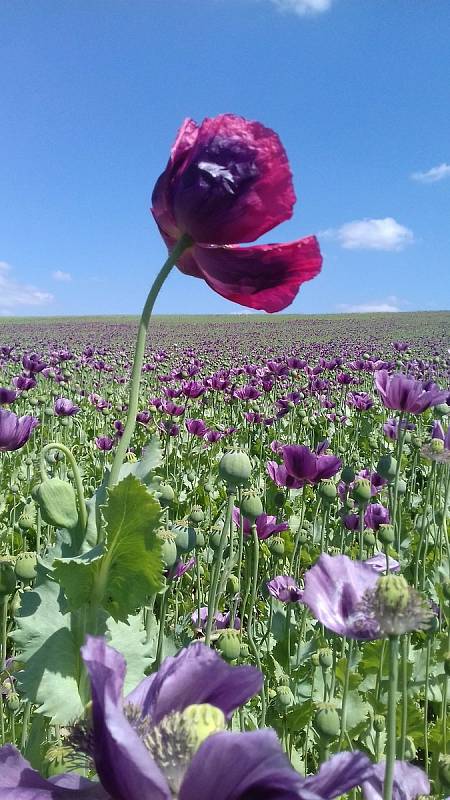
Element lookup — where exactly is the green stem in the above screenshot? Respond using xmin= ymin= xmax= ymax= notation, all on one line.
xmin=339 ymin=637 xmax=353 ymax=749
xmin=384 ymin=636 xmax=399 ymax=800
xmin=205 ymin=490 xmax=235 ymax=646
xmin=155 ymin=588 xmax=169 ymax=670
xmin=108 ymin=235 xmax=192 ymax=489
xmin=399 ymin=634 xmax=409 ymax=759
xmin=247 ymin=524 xmax=267 ymax=726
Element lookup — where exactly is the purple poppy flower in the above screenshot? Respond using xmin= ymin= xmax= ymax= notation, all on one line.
xmin=191 ymin=608 xmax=240 ymax=631
xmin=152 ymin=114 xmax=322 ymax=313
xmin=432 ymin=420 xmax=445 ymax=441
xmin=302 ymin=554 xmax=380 ymax=639
xmin=364 ymin=554 xmax=400 ymax=574
xmin=203 ymin=429 xmax=222 ymax=444
xmin=375 ymin=370 xmax=448 ymax=414
xmin=0 ymin=388 xmax=17 ymax=405
xmin=267 ymin=460 xmax=303 ymax=489
xmin=0 ymin=409 xmax=39 ymax=452
xmin=282 ymin=444 xmax=341 ymax=485
xmin=232 ymin=508 xmax=288 ymax=540
xmin=185 ymin=418 xmax=208 ymax=437
xmin=234 ymin=385 xmax=261 ymax=401
xmin=13 ymin=375 xmax=36 ymax=391
xmin=163 ymin=401 xmax=185 ymax=417
xmin=267 ymin=575 xmax=303 ymax=603
xmin=362 ymin=760 xmax=430 ymax=800
xmin=168 ymin=557 xmax=196 ymax=580
xmin=54 ymin=397 xmax=80 ymax=417
xmin=136 ymin=411 xmax=151 ymax=425
xmin=22 ymin=353 xmax=46 ymax=373
xmin=95 ymin=436 xmax=114 ymax=452
xmin=383 ymin=418 xmax=415 ymax=441
xmin=364 ymin=503 xmax=390 ymax=531
xmin=347 ymin=392 xmax=374 ymax=411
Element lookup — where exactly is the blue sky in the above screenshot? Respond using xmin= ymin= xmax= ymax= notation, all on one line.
xmin=1 ymin=0 xmax=449 ymax=316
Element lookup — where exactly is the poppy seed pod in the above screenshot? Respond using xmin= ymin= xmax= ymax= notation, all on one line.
xmin=378 ymin=524 xmax=395 ymax=545
xmin=363 ymin=530 xmax=376 ymax=548
xmin=217 ymin=629 xmax=241 ymax=661
xmin=318 ymin=648 xmax=333 ymax=669
xmin=373 ymin=714 xmax=385 ymax=733
xmin=226 ymin=574 xmax=239 ymax=595
xmin=15 ymin=552 xmax=37 ymax=581
xmin=268 ymin=535 xmax=285 ymax=558
xmin=157 ymin=482 xmax=175 ymax=508
xmin=276 ymin=686 xmax=294 ymax=710
xmin=239 ymin=490 xmax=264 ymax=523
xmin=189 ymin=505 xmax=204 ymax=524
xmin=156 ymin=529 xmax=178 ymax=569
xmin=172 ymin=522 xmax=196 ymax=555
xmin=318 ymin=479 xmax=337 ymax=502
xmin=313 ymin=704 xmax=340 ymax=739
xmin=218 ymin=450 xmax=251 ymax=488
xmin=351 ymin=478 xmax=371 ymax=506
xmin=376 ymin=454 xmax=398 ymax=482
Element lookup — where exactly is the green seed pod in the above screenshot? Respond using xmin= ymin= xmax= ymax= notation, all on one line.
xmin=296 ymin=528 xmax=309 ymax=545
xmin=186 ymin=470 xmax=196 ymax=483
xmin=363 ymin=530 xmax=376 ymax=547
xmin=0 ymin=561 xmax=16 ymax=597
xmin=376 ymin=454 xmax=398 ymax=482
xmin=210 ymin=526 xmax=223 ymax=551
xmin=172 ymin=521 xmax=196 ymax=554
xmin=15 ymin=552 xmax=37 ymax=581
xmin=373 ymin=714 xmax=385 ymax=733
xmin=341 ymin=465 xmax=355 ymax=485
xmin=35 ymin=478 xmax=79 ymax=529
xmin=351 ymin=478 xmax=371 ymax=506
xmin=318 ymin=479 xmax=337 ymax=502
xmin=189 ymin=505 xmax=204 ymax=524
xmin=239 ymin=641 xmax=249 ymax=659
xmin=194 ymin=530 xmax=205 ymax=548
xmin=226 ymin=574 xmax=239 ymax=595
xmin=276 ymin=685 xmax=294 ymax=710
xmin=156 ymin=529 xmax=178 ymax=569
xmin=435 ymin=403 xmax=450 ymax=418
xmin=313 ymin=704 xmax=340 ymax=740
xmin=239 ymin=490 xmax=264 ymax=523
xmin=378 ymin=524 xmax=395 ymax=545
xmin=218 ymin=450 xmax=252 ymax=489
xmin=376 ymin=575 xmax=410 ymax=612
xmin=278 ymin=673 xmax=290 ymax=686
xmin=318 ymin=647 xmax=333 ymax=669
xmin=268 ymin=535 xmax=285 ymax=558
xmin=217 ymin=629 xmax=241 ymax=661
xmin=18 ymin=504 xmax=36 ymax=531
xmin=204 ymin=481 xmax=214 ymax=493
xmin=157 ymin=482 xmax=175 ymax=508
xmin=6 ymin=691 xmax=20 ymax=713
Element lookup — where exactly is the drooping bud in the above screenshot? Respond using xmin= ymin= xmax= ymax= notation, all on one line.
xmin=219 ymin=450 xmax=252 ymax=489
xmin=35 ymin=478 xmax=79 ymax=529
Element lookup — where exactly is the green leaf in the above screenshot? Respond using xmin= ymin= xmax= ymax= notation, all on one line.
xmin=54 ymin=475 xmax=164 ymax=621
xmin=286 ymin=699 xmax=314 ymax=733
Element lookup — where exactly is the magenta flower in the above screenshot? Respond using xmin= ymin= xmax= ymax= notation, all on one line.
xmin=281 ymin=444 xmax=341 ymax=486
xmin=232 ymin=507 xmax=288 ymax=540
xmin=267 ymin=460 xmax=303 ymax=489
xmin=0 ymin=409 xmax=38 ymax=452
xmin=375 ymin=370 xmax=448 ymax=414
xmin=152 ymin=114 xmax=322 ymax=312
xmin=191 ymin=607 xmax=240 ymax=631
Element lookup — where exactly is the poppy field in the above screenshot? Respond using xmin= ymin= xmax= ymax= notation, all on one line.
xmin=0 ymin=308 xmax=449 ymax=799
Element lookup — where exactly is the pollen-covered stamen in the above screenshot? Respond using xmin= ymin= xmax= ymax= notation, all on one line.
xmin=357 ymin=574 xmax=434 ymax=637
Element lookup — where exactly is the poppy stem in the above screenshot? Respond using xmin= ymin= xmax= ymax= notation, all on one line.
xmin=384 ymin=634 xmax=399 ymax=800
xmin=108 ymin=234 xmax=193 ymax=489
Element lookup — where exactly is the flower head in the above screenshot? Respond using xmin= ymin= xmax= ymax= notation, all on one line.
xmin=267 ymin=575 xmax=303 ymax=603
xmin=0 ymin=408 xmax=38 ymax=452
xmin=375 ymin=370 xmax=448 ymax=414
xmin=54 ymin=397 xmax=80 ymax=417
xmin=362 ymin=759 xmax=430 ymax=800
xmin=152 ymin=114 xmax=322 ymax=312
xmin=232 ymin=507 xmax=288 ymax=540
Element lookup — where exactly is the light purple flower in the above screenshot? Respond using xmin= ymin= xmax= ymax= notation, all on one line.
xmin=375 ymin=370 xmax=448 ymax=414
xmin=54 ymin=397 xmax=80 ymax=416
xmin=362 ymin=760 xmax=430 ymax=800
xmin=0 ymin=409 xmax=39 ymax=452
xmin=232 ymin=508 xmax=288 ymax=540
xmin=364 ymin=503 xmax=390 ymax=531
xmin=364 ymin=553 xmax=400 ymax=573
xmin=267 ymin=575 xmax=303 ymax=603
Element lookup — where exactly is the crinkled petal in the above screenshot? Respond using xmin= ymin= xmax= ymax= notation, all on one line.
xmin=362 ymin=760 xmax=430 ymax=800
xmin=129 ymin=642 xmax=262 ymax=723
xmin=302 ymin=554 xmax=380 ymax=639
xmin=180 ymin=730 xmax=303 ymax=800
xmin=301 ymin=751 xmax=372 ymax=799
xmin=81 ymin=637 xmax=170 ymax=800
xmin=155 ymin=113 xmax=296 ymax=245
xmin=0 ymin=745 xmax=108 ymax=799
xmin=192 ymin=237 xmax=322 ymax=313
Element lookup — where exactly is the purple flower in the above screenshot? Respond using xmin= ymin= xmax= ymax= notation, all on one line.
xmin=267 ymin=460 xmax=303 ymax=489
xmin=13 ymin=375 xmax=36 ymax=391
xmin=136 ymin=411 xmax=151 ymax=425
xmin=362 ymin=760 xmax=429 ymax=800
xmin=54 ymin=397 xmax=80 ymax=416
xmin=375 ymin=370 xmax=448 ymax=414
xmin=364 ymin=554 xmax=400 ymax=574
xmin=185 ymin=418 xmax=208 ymax=437
xmin=0 ymin=388 xmax=17 ymax=405
xmin=364 ymin=503 xmax=390 ymax=531
xmin=302 ymin=554 xmax=380 ymax=639
xmin=168 ymin=557 xmax=196 ymax=580
xmin=232 ymin=508 xmax=288 ymax=540
xmin=95 ymin=436 xmax=114 ymax=452
xmin=347 ymin=392 xmax=374 ymax=411
xmin=0 ymin=409 xmax=38 ymax=452
xmin=267 ymin=575 xmax=303 ymax=603
xmin=191 ymin=608 xmax=240 ymax=631
xmin=22 ymin=353 xmax=46 ymax=373
xmin=383 ymin=418 xmax=415 ymax=441
xmin=282 ymin=444 xmax=341 ymax=485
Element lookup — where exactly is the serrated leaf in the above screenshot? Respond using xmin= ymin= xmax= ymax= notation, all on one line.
xmin=54 ymin=475 xmax=164 ymax=621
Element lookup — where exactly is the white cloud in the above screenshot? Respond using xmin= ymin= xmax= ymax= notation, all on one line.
xmin=270 ymin=0 xmax=333 ymax=13
xmin=0 ymin=262 xmax=54 ymax=310
xmin=411 ymin=162 xmax=450 ymax=184
xmin=322 ymin=217 xmax=414 ymax=251
xmin=52 ymin=269 xmax=72 ymax=282
xmin=337 ymin=299 xmax=401 ymax=313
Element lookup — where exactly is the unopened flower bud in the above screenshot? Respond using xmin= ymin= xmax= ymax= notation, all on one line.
xmin=239 ymin=491 xmax=264 ymax=523
xmin=352 ymin=478 xmax=371 ymax=506
xmin=376 ymin=454 xmax=397 ymax=482
xmin=313 ymin=704 xmax=340 ymax=739
xmin=217 ymin=629 xmax=241 ymax=661
xmin=276 ymin=686 xmax=294 ymax=710
xmin=218 ymin=451 xmax=251 ymax=489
